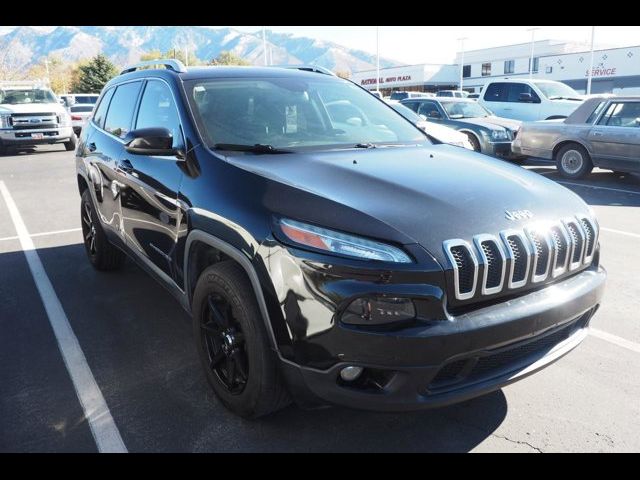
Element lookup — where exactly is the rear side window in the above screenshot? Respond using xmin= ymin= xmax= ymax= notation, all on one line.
xmin=598 ymin=102 xmax=640 ymax=127
xmin=586 ymin=101 xmax=607 ymax=124
xmin=104 ymin=81 xmax=142 ymax=139
xmin=483 ymin=83 xmax=507 ymax=102
xmin=135 ymin=80 xmax=183 ymax=148
xmin=92 ymin=88 xmax=115 ymax=129
xmin=506 ymin=83 xmax=540 ymax=103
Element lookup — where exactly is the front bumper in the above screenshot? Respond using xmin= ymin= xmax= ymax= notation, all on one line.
xmin=278 ymin=266 xmax=606 ymax=411
xmin=0 ymin=126 xmax=74 ymax=146
xmin=485 ymin=140 xmax=516 ymax=158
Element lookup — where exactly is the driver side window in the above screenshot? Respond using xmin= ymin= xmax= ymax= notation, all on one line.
xmin=136 ymin=80 xmax=183 ymax=148
xmin=417 ymin=102 xmax=441 ymax=118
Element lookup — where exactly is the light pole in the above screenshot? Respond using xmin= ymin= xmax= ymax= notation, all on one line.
xmin=527 ymin=27 xmax=540 ymax=79
xmin=376 ymin=26 xmax=380 ymax=93
xmin=262 ymin=27 xmax=268 ymax=66
xmin=457 ymin=37 xmax=467 ymax=92
xmin=587 ymin=26 xmax=596 ymax=95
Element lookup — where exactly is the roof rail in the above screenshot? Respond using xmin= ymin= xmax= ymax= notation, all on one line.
xmin=272 ymin=65 xmax=336 ymax=76
xmin=120 ymin=59 xmax=187 ymax=75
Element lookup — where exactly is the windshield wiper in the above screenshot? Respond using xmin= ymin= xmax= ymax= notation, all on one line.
xmin=354 ymin=142 xmax=376 ymax=149
xmin=213 ymin=143 xmax=292 ymax=154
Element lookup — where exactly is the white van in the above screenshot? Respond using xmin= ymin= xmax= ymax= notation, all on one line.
xmin=478 ymin=79 xmax=584 ymax=121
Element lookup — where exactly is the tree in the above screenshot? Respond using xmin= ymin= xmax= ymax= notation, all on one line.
xmin=209 ymin=51 xmax=250 ymax=66
xmin=73 ymin=54 xmax=118 ymax=93
xmin=140 ymin=48 xmax=204 ymax=67
xmin=26 ymin=56 xmax=80 ymax=94
xmin=335 ymin=70 xmax=351 ymax=79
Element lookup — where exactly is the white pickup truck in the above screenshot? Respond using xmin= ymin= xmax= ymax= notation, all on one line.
xmin=0 ymin=81 xmax=76 ymax=155
xmin=478 ymin=79 xmax=584 ymax=121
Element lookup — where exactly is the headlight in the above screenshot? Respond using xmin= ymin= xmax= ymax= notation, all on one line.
xmin=490 ymin=129 xmax=509 ymax=141
xmin=0 ymin=114 xmax=11 ymax=129
xmin=279 ymin=218 xmax=412 ymax=263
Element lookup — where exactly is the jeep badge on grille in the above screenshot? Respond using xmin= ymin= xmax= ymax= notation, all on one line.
xmin=505 ymin=209 xmax=534 ymax=221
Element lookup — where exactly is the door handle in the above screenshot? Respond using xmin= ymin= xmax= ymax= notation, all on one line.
xmin=87 ymin=142 xmax=97 ymax=152
xmin=504 ymin=108 xmax=513 ymax=111
xmin=592 ymin=131 xmax=603 ymax=136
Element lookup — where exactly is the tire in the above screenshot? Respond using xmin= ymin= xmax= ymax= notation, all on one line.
xmin=555 ymin=143 xmax=593 ymax=179
xmin=464 ymin=132 xmax=481 ymax=152
xmin=193 ymin=261 xmax=291 ymax=418
xmin=64 ymin=134 xmax=78 ymax=152
xmin=80 ymin=189 xmax=126 ymax=271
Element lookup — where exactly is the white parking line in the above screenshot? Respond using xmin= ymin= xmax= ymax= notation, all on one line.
xmin=600 ymin=227 xmax=640 ymax=239
xmin=0 ymin=227 xmax=81 ymax=243
xmin=590 ymin=328 xmax=640 ymax=354
xmin=0 ymin=181 xmax=127 ymax=453
xmin=557 ymin=181 xmax=640 ymax=196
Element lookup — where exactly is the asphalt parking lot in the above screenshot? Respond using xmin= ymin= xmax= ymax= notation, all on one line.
xmin=1 ymin=145 xmax=639 ymax=452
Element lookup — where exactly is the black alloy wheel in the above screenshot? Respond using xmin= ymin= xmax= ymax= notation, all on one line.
xmin=200 ymin=293 xmax=249 ymax=394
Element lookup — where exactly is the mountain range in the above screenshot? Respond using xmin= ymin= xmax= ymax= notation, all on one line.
xmin=0 ymin=26 xmax=400 ymax=74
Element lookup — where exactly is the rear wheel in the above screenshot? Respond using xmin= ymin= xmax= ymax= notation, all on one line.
xmin=464 ymin=132 xmax=481 ymax=152
xmin=80 ymin=189 xmax=125 ymax=271
xmin=193 ymin=261 xmax=290 ymax=418
xmin=555 ymin=143 xmax=593 ymax=179
xmin=64 ymin=134 xmax=78 ymax=152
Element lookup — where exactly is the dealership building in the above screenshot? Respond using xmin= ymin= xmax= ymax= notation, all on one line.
xmin=352 ymin=40 xmax=640 ymax=96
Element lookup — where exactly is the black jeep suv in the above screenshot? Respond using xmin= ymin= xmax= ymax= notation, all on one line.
xmin=76 ymin=60 xmax=606 ymax=418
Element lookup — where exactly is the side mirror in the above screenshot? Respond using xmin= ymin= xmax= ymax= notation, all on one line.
xmin=519 ymin=92 xmax=534 ymax=103
xmin=124 ymin=127 xmax=182 ymax=157
xmin=419 ymin=114 xmax=428 ymax=121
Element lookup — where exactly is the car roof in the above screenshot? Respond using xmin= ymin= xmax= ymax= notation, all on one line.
xmin=488 ymin=78 xmax=561 ymax=84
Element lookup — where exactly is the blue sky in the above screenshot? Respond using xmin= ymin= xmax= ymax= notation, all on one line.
xmin=2 ymin=26 xmax=638 ymax=64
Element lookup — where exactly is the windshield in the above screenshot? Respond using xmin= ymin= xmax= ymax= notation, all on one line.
xmin=0 ymin=88 xmax=57 ymax=105
xmin=534 ymin=81 xmax=581 ymax=100
xmin=390 ymin=91 xmax=408 ymax=101
xmin=442 ymin=101 xmax=492 ymax=118
xmin=70 ymin=105 xmax=94 ymax=113
xmin=74 ymin=95 xmax=98 ymax=104
xmin=187 ymin=77 xmax=426 ymax=150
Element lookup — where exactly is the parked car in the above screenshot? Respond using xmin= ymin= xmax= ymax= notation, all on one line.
xmin=59 ymin=93 xmax=100 ymax=109
xmin=369 ymin=90 xmax=383 ymax=99
xmin=478 ymin=79 xmax=584 ymax=121
xmin=512 ymin=95 xmax=640 ymax=178
xmin=437 ymin=90 xmax=469 ymax=98
xmin=76 ymin=60 xmax=605 ymax=418
xmin=389 ymin=102 xmax=473 ymax=150
xmin=0 ymin=81 xmax=76 ymax=155
xmin=468 ymin=93 xmax=480 ymax=100
xmin=69 ymin=104 xmax=95 ymax=135
xmin=400 ymin=97 xmax=521 ymax=157
xmin=388 ymin=91 xmax=433 ymax=102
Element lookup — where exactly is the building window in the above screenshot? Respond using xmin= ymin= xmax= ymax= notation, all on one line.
xmin=481 ymin=63 xmax=491 ymax=76
xmin=545 ymin=66 xmax=553 ymax=74
xmin=529 ymin=57 xmax=540 ymax=73
xmin=462 ymin=65 xmax=471 ymax=78
xmin=504 ymin=60 xmax=515 ymax=74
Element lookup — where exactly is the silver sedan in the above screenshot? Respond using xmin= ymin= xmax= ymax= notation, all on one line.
xmin=512 ymin=95 xmax=640 ymax=178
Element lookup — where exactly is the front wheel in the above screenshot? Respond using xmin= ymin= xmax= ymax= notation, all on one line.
xmin=193 ymin=261 xmax=290 ymax=418
xmin=464 ymin=132 xmax=481 ymax=152
xmin=555 ymin=143 xmax=593 ymax=179
xmin=80 ymin=189 xmax=126 ymax=271
xmin=64 ymin=134 xmax=78 ymax=152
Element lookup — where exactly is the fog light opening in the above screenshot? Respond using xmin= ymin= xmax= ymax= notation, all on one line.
xmin=339 ymin=365 xmax=364 ymax=382
xmin=341 ymin=296 xmax=416 ymax=326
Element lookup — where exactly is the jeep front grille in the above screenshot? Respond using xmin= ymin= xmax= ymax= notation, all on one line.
xmin=444 ymin=215 xmax=598 ymax=302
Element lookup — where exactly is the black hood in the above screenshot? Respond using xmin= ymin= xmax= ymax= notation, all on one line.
xmin=223 ymin=144 xmax=590 ymax=266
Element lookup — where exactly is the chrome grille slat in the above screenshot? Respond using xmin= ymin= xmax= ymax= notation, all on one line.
xmin=550 ymin=223 xmax=570 ymax=278
xmin=525 ymin=227 xmax=552 ymax=283
xmin=473 ymin=234 xmax=506 ymax=295
xmin=444 ymin=215 xmax=597 ymax=303
xmin=443 ymin=239 xmax=478 ymax=301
